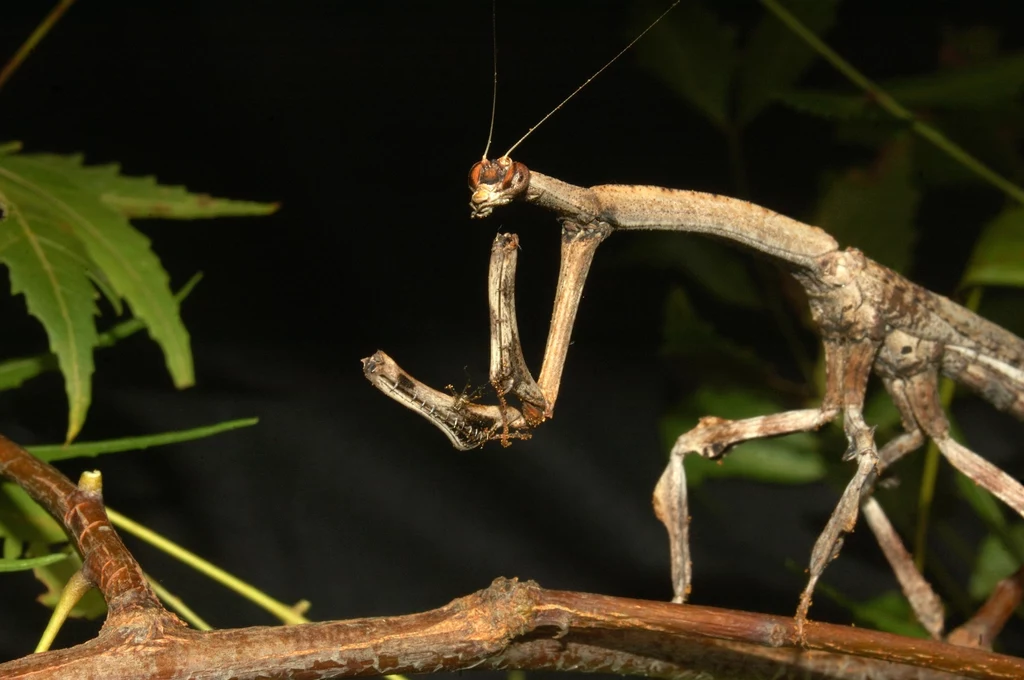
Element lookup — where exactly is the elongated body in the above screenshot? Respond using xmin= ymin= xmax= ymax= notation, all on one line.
xmin=365 ymin=156 xmax=1024 ymax=638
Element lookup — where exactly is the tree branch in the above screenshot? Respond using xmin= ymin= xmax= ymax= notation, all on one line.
xmin=2 ymin=433 xmax=1021 ymax=679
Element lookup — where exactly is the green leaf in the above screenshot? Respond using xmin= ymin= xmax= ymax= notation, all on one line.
xmin=883 ymin=53 xmax=1024 ymax=111
xmin=21 ymin=154 xmax=280 ymax=219
xmin=814 ymin=138 xmax=919 ymax=272
xmin=0 ymin=551 xmax=68 ymax=572
xmin=0 ymin=354 xmax=58 ymax=392
xmin=962 ymin=207 xmax=1024 ymax=288
xmin=0 ymin=176 xmax=99 ymax=441
xmin=736 ymin=0 xmax=839 ymax=126
xmin=634 ymin=1 xmax=737 ymax=129
xmin=814 ymin=583 xmax=931 ymax=638
xmin=661 ymin=387 xmax=825 ymax=486
xmin=778 ymin=53 xmax=1024 ymax=122
xmin=0 ymin=273 xmax=203 ymax=392
xmin=775 ymin=90 xmax=879 ymax=121
xmin=32 ymin=545 xmax=106 ymax=619
xmin=957 ymin=470 xmax=1008 ymax=530
xmin=0 ymin=484 xmax=66 ymax=545
xmin=774 ymin=51 xmax=1024 ymax=124
xmin=27 ymin=417 xmax=259 ymax=463
xmin=0 ymin=146 xmax=274 ymax=440
xmin=969 ymin=523 xmax=1024 ymax=600
xmin=662 ymin=286 xmax=754 ymax=355
xmin=862 ymin=388 xmax=903 ymax=436
xmin=616 ymin=234 xmax=762 ymax=308
xmin=0 ymin=153 xmax=194 ymax=397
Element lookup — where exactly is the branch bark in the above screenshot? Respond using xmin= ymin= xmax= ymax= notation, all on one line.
xmin=2 ymin=433 xmax=1022 ymax=680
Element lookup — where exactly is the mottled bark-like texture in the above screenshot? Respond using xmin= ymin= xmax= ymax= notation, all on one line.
xmin=2 ymin=433 xmax=1023 ymax=679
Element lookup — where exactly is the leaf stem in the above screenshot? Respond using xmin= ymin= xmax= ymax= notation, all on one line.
xmin=26 ymin=417 xmax=259 ymax=462
xmin=759 ymin=0 xmax=1024 ymax=205
xmin=0 ymin=0 xmax=78 ymax=94
xmin=146 ymin=572 xmax=212 ymax=630
xmin=106 ymin=508 xmax=311 ymax=625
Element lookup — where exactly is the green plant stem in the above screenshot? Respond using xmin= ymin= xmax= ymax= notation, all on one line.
xmin=0 ymin=0 xmax=77 ymax=93
xmin=759 ymin=0 xmax=1024 ymax=206
xmin=34 ymin=568 xmax=90 ymax=653
xmin=146 ymin=572 xmax=212 ymax=631
xmin=0 ymin=551 xmax=66 ymax=572
xmin=106 ymin=508 xmax=310 ymax=626
xmin=26 ymin=417 xmax=258 ymax=462
xmin=913 ymin=287 xmax=984 ymax=571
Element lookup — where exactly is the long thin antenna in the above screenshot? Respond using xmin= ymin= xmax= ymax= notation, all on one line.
xmin=481 ymin=0 xmax=499 ymax=161
xmin=502 ymin=0 xmax=680 ymax=159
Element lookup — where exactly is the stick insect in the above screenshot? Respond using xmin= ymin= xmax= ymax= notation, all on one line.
xmin=363 ymin=3 xmax=1024 ymax=640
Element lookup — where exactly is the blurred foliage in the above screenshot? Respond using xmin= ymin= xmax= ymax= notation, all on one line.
xmin=630 ymin=0 xmax=1024 ymax=636
xmin=0 ymin=6 xmax=279 ymax=639
xmin=0 ymin=145 xmax=277 ymax=441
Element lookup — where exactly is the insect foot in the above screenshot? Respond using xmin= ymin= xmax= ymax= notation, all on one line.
xmin=362 ymin=351 xmax=528 ymax=451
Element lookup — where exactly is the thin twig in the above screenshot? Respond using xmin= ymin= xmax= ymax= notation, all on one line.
xmin=759 ymin=0 xmax=1024 ymax=205
xmin=0 ymin=0 xmax=78 ymax=94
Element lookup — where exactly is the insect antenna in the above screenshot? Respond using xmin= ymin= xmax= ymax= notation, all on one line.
xmin=481 ymin=0 xmax=499 ymax=161
xmin=502 ymin=0 xmax=681 ymax=159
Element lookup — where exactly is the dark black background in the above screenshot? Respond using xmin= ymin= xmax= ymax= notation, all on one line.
xmin=1 ymin=0 xmax=1023 ymax=668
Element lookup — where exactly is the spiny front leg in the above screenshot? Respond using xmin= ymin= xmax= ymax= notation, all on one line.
xmin=361 ymin=350 xmax=528 ymax=450
xmin=488 ymin=233 xmax=547 ymax=444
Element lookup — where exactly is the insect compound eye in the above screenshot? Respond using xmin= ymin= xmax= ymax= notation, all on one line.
xmin=468 ymin=161 xmax=486 ymax=189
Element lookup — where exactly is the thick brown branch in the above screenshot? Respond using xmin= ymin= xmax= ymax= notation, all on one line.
xmin=0 ymin=434 xmax=179 ymax=628
xmin=4 ymin=577 xmax=1023 ymax=679
xmin=4 ymin=432 xmax=1022 ymax=679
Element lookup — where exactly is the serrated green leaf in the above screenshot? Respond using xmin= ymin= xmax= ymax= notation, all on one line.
xmin=969 ymin=524 xmax=1024 ymax=600
xmin=0 ymin=179 xmax=98 ymax=441
xmin=0 ymin=551 xmax=68 ymax=572
xmin=736 ymin=0 xmax=839 ymax=126
xmin=962 ymin=207 xmax=1024 ymax=288
xmin=21 ymin=154 xmax=279 ymax=219
xmin=0 ymin=147 xmax=267 ymax=441
xmin=660 ymin=387 xmax=825 ymax=486
xmin=634 ymin=2 xmax=737 ymax=129
xmin=27 ymin=416 xmax=258 ymax=463
xmin=815 ymin=138 xmax=919 ymax=272
xmin=0 ymin=153 xmax=194 ymax=398
xmin=0 ymin=273 xmax=202 ymax=393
